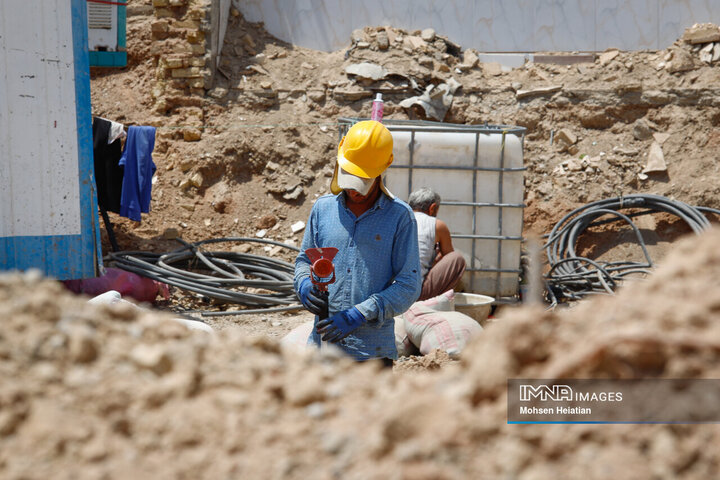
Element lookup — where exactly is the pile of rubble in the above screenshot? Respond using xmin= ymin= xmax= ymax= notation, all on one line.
xmin=2 ymin=223 xmax=720 ymax=478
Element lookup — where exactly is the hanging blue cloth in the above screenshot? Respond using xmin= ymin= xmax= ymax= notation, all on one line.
xmin=118 ymin=126 xmax=156 ymax=221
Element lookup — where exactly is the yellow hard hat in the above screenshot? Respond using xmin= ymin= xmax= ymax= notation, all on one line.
xmin=336 ymin=120 xmax=394 ymax=179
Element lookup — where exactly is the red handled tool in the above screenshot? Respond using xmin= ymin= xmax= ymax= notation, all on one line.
xmin=305 ymin=247 xmax=338 ymax=292
xmin=305 ymin=247 xmax=338 ymax=321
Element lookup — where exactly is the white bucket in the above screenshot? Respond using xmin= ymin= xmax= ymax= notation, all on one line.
xmin=454 ymin=292 xmax=494 ymax=326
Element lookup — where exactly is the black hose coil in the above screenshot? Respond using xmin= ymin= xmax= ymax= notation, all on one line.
xmin=543 ymin=194 xmax=720 ymax=304
xmin=108 ymin=237 xmax=303 ymax=314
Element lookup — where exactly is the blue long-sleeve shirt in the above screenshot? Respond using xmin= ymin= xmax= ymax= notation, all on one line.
xmin=294 ymin=191 xmax=422 ymax=360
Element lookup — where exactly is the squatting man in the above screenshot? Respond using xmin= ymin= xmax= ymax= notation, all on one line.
xmin=294 ymin=120 xmax=422 ymax=365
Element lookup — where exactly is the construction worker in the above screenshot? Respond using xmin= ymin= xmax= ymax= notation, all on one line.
xmin=294 ymin=120 xmax=422 ymax=365
xmin=408 ymin=187 xmax=466 ymax=300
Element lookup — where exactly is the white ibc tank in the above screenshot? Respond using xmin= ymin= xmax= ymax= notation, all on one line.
xmin=339 ymin=120 xmax=526 ymax=301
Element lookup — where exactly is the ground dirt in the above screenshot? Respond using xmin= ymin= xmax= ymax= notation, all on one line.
xmin=5 ymin=2 xmax=720 ymax=476
xmin=2 ymin=226 xmax=720 ymax=478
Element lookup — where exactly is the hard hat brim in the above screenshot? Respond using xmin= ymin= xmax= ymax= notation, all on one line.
xmin=336 ymin=166 xmax=375 ymax=195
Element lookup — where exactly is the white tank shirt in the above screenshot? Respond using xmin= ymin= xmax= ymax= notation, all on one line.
xmin=414 ymin=211 xmax=436 ymax=278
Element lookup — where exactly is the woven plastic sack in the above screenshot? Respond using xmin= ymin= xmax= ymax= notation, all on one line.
xmin=403 ymin=302 xmax=482 ymax=357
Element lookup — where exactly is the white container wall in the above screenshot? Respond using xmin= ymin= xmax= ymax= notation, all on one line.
xmin=234 ymin=0 xmax=720 ymax=54
xmin=0 ymin=0 xmax=101 ymax=279
xmin=339 ymin=120 xmax=525 ymax=301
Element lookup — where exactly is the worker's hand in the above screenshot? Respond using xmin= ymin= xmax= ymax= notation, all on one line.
xmin=297 ymin=278 xmax=328 ymax=316
xmin=316 ymin=307 xmax=366 ymax=343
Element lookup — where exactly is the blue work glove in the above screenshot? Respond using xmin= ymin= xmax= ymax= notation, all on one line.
xmin=297 ymin=277 xmax=328 ymax=316
xmin=316 ymin=307 xmax=366 ymax=343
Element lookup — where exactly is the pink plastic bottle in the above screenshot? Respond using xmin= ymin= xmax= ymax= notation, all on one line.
xmin=371 ymin=93 xmax=384 ymax=122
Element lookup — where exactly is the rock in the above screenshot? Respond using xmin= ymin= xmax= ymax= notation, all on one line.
xmin=345 ymin=62 xmax=387 ymax=81
xmin=208 ymin=87 xmax=227 ymax=99
xmin=683 ymin=23 xmax=720 ymax=44
xmin=356 ymin=41 xmax=370 ymax=49
xmin=179 ymin=203 xmax=195 ymax=212
xmin=421 ymin=28 xmax=436 ymax=42
xmin=667 ymin=49 xmax=695 ymax=73
xmin=203 ymin=218 xmax=211 ymax=227
xmin=260 ymin=81 xmax=272 ymax=89
xmin=567 ymin=145 xmax=580 ymax=155
xmin=307 ymin=89 xmax=325 ymax=103
xmin=178 ymin=157 xmax=194 ymax=173
xmin=418 ymin=56 xmax=434 ymax=68
xmin=482 ymin=62 xmax=503 ymax=76
xmin=563 ymin=159 xmax=583 ymax=171
xmin=283 ymin=185 xmax=304 ymax=201
xmin=255 ymin=229 xmax=267 ymax=238
xmin=404 ymin=35 xmax=427 ymax=50
xmin=643 ymin=142 xmax=667 ymax=173
xmin=182 ymin=127 xmax=202 ymax=142
xmin=265 ymin=161 xmax=280 ymax=171
xmin=376 ymin=30 xmax=389 ymax=50
xmin=334 ymin=87 xmax=373 ymax=101
xmin=291 ymin=221 xmax=305 ymax=234
xmin=231 ymin=244 xmax=252 ymax=254
xmin=712 ymin=43 xmax=720 ymax=62
xmin=516 ymin=85 xmax=562 ymax=99
xmin=463 ymin=49 xmax=479 ymax=68
xmin=130 ymin=344 xmax=173 ymax=376
xmin=256 ymin=214 xmax=278 ymax=229
xmin=556 ymin=129 xmax=578 ymax=145
xmin=632 ymin=119 xmax=654 ymax=140
xmin=700 ymin=42 xmax=715 ymax=63
xmin=162 ymin=228 xmax=180 ymax=240
xmin=599 ymin=49 xmax=620 ymax=65
xmin=189 ymin=172 xmax=204 ymax=188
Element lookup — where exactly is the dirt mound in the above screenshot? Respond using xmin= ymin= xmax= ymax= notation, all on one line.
xmin=2 ymin=228 xmax=720 ymax=478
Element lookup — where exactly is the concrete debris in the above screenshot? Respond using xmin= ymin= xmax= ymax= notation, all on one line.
xmin=462 ymin=49 xmax=479 ymax=68
xmin=189 ymin=172 xmax=204 ymax=188
xmin=653 ymin=132 xmax=670 ymax=145
xmin=376 ymin=30 xmax=389 ymax=50
xmin=334 ymin=87 xmax=374 ymax=101
xmin=345 ymin=62 xmax=387 ymax=81
xmin=208 ymin=87 xmax=227 ymax=99
xmin=283 ymin=185 xmax=304 ymax=201
xmin=643 ymin=142 xmax=667 ymax=173
xmin=683 ymin=23 xmax=720 ymax=44
xmin=632 ymin=119 xmax=654 ymax=140
xmin=613 ymin=146 xmax=640 ymax=156
xmin=599 ymin=49 xmax=620 ymax=65
xmin=556 ymin=129 xmax=578 ymax=145
xmin=399 ymin=77 xmax=461 ymax=121
xmin=516 ymin=85 xmax=562 ymax=100
xmin=482 ymin=62 xmax=504 ymax=76
xmin=667 ymin=49 xmax=695 ymax=72
xmin=699 ymin=42 xmax=715 ymax=63
xmin=291 ymin=221 xmax=305 ymax=234
xmin=403 ymin=35 xmax=427 ymax=50
xmin=420 ymin=28 xmax=436 ymax=42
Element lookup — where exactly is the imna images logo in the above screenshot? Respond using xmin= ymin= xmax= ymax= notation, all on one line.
xmin=519 ymin=384 xmax=573 ymax=402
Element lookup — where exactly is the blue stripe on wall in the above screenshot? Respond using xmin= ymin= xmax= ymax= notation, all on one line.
xmin=71 ymin=0 xmax=103 ymax=279
xmin=0 ymin=235 xmax=91 ymax=279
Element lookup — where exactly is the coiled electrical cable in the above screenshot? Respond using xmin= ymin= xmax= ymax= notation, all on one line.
xmin=107 ymin=237 xmax=303 ymax=315
xmin=543 ymin=194 xmax=720 ymax=305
